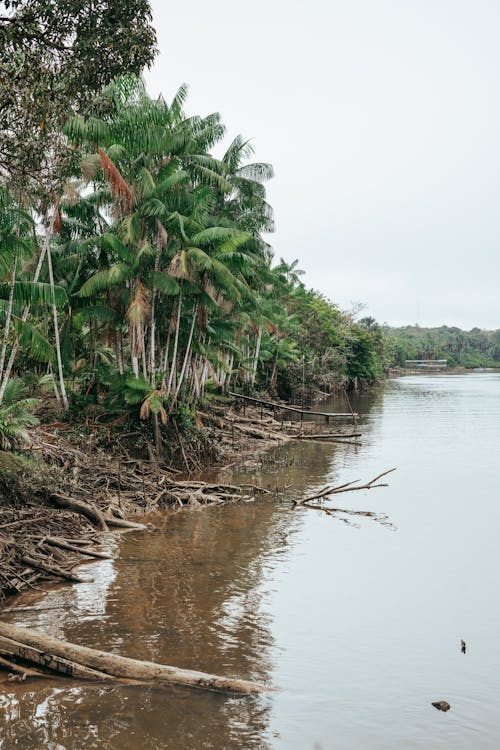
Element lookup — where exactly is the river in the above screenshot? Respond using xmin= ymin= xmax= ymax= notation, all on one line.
xmin=1 ymin=373 xmax=499 ymax=749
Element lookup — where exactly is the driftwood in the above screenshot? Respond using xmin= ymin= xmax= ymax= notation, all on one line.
xmin=19 ymin=555 xmax=94 ymax=584
xmin=43 ymin=536 xmax=111 ymax=560
xmin=294 ymin=468 xmax=397 ymax=506
xmin=51 ymin=493 xmax=109 ymax=531
xmin=0 ymin=622 xmax=269 ymax=694
xmin=228 ymin=391 xmax=355 ymax=418
xmin=0 ymin=653 xmax=51 ymax=680
xmin=296 ymin=437 xmax=362 ymax=446
xmin=103 ymin=517 xmax=147 ymax=530
xmin=295 ymin=432 xmax=362 ymax=440
xmin=0 ymin=633 xmax=117 ymax=682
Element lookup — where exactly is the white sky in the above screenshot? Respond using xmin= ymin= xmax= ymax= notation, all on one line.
xmin=144 ymin=0 xmax=500 ymax=329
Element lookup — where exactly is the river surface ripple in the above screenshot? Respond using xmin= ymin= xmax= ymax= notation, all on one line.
xmin=1 ymin=373 xmax=499 ymax=749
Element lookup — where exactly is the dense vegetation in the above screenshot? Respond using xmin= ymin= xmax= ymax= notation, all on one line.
xmin=0 ymin=2 xmax=386 ymax=456
xmin=385 ymin=325 xmax=500 ymax=369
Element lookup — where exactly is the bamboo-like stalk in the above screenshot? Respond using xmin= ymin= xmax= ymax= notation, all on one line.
xmin=0 ymin=251 xmax=17 ymax=387
xmin=46 ymin=239 xmax=69 ymax=410
xmin=0 ymin=220 xmax=51 ymax=403
xmin=167 ymin=285 xmax=183 ymax=397
xmin=250 ymin=325 xmax=262 ymax=386
xmin=174 ymin=301 xmax=198 ymax=402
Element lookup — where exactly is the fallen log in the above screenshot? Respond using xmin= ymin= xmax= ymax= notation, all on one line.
xmin=0 ymin=653 xmax=51 ymax=680
xmin=0 ymin=515 xmax=58 ymax=531
xmin=50 ymin=493 xmax=109 ymax=531
xmin=296 ymin=437 xmax=362 ymax=446
xmin=228 ymin=391 xmax=355 ymax=418
xmin=232 ymin=422 xmax=286 ymax=441
xmin=0 ymin=622 xmax=269 ymax=694
xmin=0 ymin=635 xmax=115 ymax=681
xmin=103 ymin=517 xmax=148 ymax=531
xmin=43 ymin=536 xmax=112 ymax=560
xmin=295 ymin=432 xmax=362 ymax=440
xmin=19 ymin=555 xmax=94 ymax=584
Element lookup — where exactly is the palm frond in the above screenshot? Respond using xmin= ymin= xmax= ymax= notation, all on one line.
xmin=78 ymin=264 xmax=130 ymax=297
xmin=152 ymin=271 xmax=180 ymax=296
xmin=0 ymin=281 xmax=68 ymax=307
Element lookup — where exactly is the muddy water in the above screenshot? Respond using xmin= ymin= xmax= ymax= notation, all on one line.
xmin=1 ymin=373 xmax=500 ymax=749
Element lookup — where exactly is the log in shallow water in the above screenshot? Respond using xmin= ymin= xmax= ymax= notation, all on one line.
xmin=0 ymin=622 xmax=270 ymax=694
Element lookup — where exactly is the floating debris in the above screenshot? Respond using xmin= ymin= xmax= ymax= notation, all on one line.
xmin=432 ymin=701 xmax=451 ymax=712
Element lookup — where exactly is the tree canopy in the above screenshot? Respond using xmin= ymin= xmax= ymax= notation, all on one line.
xmin=0 ymin=0 xmax=157 ymax=191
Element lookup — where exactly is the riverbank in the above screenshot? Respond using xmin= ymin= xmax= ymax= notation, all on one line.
xmin=0 ymin=396 xmax=358 ymax=600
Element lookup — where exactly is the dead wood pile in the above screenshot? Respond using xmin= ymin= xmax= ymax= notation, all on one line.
xmin=0 ymin=424 xmax=270 ymax=599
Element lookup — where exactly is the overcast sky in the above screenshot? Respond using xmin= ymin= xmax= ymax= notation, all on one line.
xmin=144 ymin=0 xmax=500 ymax=330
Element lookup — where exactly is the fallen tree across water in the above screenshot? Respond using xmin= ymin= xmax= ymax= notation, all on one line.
xmin=0 ymin=622 xmax=269 ymax=694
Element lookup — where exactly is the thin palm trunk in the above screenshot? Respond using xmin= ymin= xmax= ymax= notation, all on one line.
xmin=148 ymin=237 xmax=162 ymax=386
xmin=0 ymin=221 xmax=51 ymax=404
xmin=174 ymin=301 xmax=198 ymax=403
xmin=141 ymin=331 xmax=148 ymax=379
xmin=46 ymin=240 xmax=69 ymax=410
xmin=226 ymin=353 xmax=235 ymax=391
xmin=0 ymin=251 xmax=18 ymax=384
xmin=167 ymin=286 xmax=183 ymax=397
xmin=270 ymin=345 xmax=280 ymax=388
xmin=48 ymin=361 xmax=61 ymax=406
xmin=114 ymin=330 xmax=124 ymax=375
xmin=250 ymin=326 xmax=262 ymax=386
xmin=160 ymin=325 xmax=172 ymax=389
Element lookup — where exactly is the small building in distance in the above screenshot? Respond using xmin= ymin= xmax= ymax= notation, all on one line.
xmin=404 ymin=359 xmax=448 ymax=370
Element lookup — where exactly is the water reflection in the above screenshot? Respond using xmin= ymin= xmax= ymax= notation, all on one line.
xmin=0 ymin=494 xmax=307 ymax=748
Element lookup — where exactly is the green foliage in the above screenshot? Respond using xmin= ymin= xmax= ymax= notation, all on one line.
xmin=0 ymin=378 xmax=39 ymax=450
xmin=0 ymin=0 xmax=157 ymax=192
xmin=384 ymin=325 xmax=500 ymax=369
xmin=123 ymin=375 xmax=151 ymax=406
xmin=0 ymin=69 xmax=387 ymax=449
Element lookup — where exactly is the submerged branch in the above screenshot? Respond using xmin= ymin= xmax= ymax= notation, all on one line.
xmin=0 ymin=622 xmax=271 ymax=694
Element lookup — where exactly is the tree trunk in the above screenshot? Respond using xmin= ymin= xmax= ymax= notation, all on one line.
xmin=149 ymin=236 xmax=162 ymax=386
xmin=174 ymin=301 xmax=197 ymax=403
xmin=46 ymin=240 xmax=69 ymax=410
xmin=250 ymin=326 xmax=262 ymax=386
xmin=0 ymin=622 xmax=269 ymax=694
xmin=0 ymin=252 xmax=18 ymax=388
xmin=114 ymin=330 xmax=124 ymax=375
xmin=131 ymin=355 xmax=140 ymax=378
xmin=167 ymin=286 xmax=182 ymax=397
xmin=0 ymin=223 xmax=51 ymax=402
xmin=48 ymin=361 xmax=61 ymax=406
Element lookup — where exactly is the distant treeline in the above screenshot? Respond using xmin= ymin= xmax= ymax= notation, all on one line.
xmin=384 ymin=325 xmax=500 ymax=368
